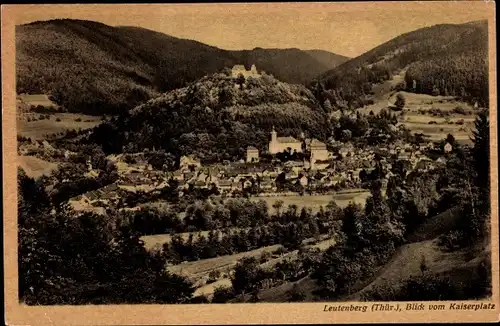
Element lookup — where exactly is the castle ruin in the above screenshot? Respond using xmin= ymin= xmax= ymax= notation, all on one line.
xmin=231 ymin=64 xmax=261 ymax=79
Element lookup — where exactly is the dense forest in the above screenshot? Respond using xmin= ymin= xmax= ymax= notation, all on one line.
xmin=314 ymin=20 xmax=489 ymax=109
xmin=16 ymin=19 xmax=347 ymax=115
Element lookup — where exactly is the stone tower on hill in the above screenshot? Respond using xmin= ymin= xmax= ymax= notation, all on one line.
xmin=231 ymin=64 xmax=261 ymax=79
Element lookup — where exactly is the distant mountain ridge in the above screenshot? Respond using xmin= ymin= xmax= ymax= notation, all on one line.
xmin=313 ymin=20 xmax=488 ymax=110
xmin=16 ymin=19 xmax=349 ymax=115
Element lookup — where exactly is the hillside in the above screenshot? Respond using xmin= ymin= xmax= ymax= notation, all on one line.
xmin=314 ymin=20 xmax=488 ymax=110
xmin=90 ymin=70 xmax=331 ymax=160
xmin=304 ymin=49 xmax=349 ymax=69
xmin=16 ymin=19 xmax=348 ymax=115
xmin=240 ymin=205 xmax=491 ymax=303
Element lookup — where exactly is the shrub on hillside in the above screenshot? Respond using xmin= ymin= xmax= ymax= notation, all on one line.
xmin=438 ymin=230 xmax=467 ymax=251
xmin=211 ymin=286 xmax=236 ymax=303
xmin=453 ymin=106 xmax=467 ymax=115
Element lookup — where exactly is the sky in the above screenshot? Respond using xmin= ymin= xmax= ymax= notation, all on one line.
xmin=11 ymin=2 xmax=493 ymax=57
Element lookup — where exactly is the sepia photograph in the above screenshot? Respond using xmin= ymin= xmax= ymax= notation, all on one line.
xmin=2 ymin=2 xmax=498 ymax=325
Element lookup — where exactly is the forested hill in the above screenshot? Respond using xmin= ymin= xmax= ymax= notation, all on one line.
xmin=16 ymin=19 xmax=348 ymax=115
xmin=313 ymin=20 xmax=489 ymax=110
xmin=90 ymin=71 xmax=332 ymax=161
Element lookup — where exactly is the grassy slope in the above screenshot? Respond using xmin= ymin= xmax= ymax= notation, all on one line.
xmin=18 ymin=155 xmax=59 ymax=178
xmin=167 ymin=245 xmax=281 ymax=280
xmin=357 ymin=89 xmax=479 ymax=144
xmin=16 ymin=19 xmax=348 ymax=115
xmin=346 ymin=207 xmax=488 ymax=301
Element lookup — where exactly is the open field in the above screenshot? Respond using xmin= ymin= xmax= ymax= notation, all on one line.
xmin=357 ymin=90 xmax=479 ymax=145
xmin=17 ymin=113 xmax=103 ymax=140
xmin=194 ymin=278 xmax=232 ymax=297
xmin=167 ymin=245 xmax=281 ymax=279
xmin=141 ymin=228 xmax=243 ymax=251
xmin=18 ymin=155 xmax=58 ymax=178
xmin=251 ymin=190 xmax=370 ymax=214
xmin=17 ymin=94 xmax=58 ymax=109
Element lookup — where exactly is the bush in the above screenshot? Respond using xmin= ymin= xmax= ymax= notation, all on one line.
xmin=452 ymin=106 xmax=466 ymax=115
xmin=273 ymin=247 xmax=288 ymax=256
xmin=428 ymin=121 xmax=437 ymax=125
xmin=207 ymin=270 xmax=221 ymax=283
xmin=455 ymin=119 xmax=465 ymax=125
xmin=74 ymin=118 xmax=82 ymax=122
xmin=438 ymin=230 xmax=467 ymax=251
xmin=211 ymin=286 xmax=235 ymax=303
xmin=56 ymin=118 xmax=61 ymax=122
xmin=395 ymin=93 xmax=405 ymax=110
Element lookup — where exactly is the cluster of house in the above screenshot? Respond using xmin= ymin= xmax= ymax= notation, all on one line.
xmin=66 ymin=129 xmax=452 ymax=215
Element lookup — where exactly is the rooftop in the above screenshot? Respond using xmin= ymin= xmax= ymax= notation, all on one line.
xmin=276 ymin=136 xmax=301 ymax=144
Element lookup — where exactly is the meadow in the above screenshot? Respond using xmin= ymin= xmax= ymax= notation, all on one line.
xmin=250 ymin=190 xmax=370 ymax=214
xmin=17 ymin=113 xmax=103 ymax=140
xmin=18 ymin=155 xmax=58 ymax=178
xmin=359 ymin=91 xmax=478 ymax=145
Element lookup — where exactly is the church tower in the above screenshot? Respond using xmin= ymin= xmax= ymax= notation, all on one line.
xmin=269 ymin=126 xmax=277 ymax=154
xmin=271 ymin=126 xmax=277 ymax=142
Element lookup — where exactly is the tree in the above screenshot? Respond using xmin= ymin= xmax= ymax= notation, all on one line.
xmin=420 ymin=255 xmax=428 ymax=275
xmin=272 ymin=200 xmax=284 ymax=218
xmin=231 ymin=257 xmax=263 ymax=295
xmin=395 ymin=93 xmax=406 ymax=111
xmin=18 ymin=169 xmax=195 ymax=305
xmin=236 ymin=73 xmax=246 ymax=88
xmin=446 ymin=134 xmax=456 ymax=146
xmin=471 ymin=110 xmax=490 ymax=236
xmin=323 ymin=99 xmax=333 ymax=112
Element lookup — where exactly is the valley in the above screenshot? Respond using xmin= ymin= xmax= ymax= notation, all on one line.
xmin=16 ymin=15 xmax=492 ymax=307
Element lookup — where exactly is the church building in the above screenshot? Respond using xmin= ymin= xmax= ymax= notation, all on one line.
xmin=268 ymin=126 xmax=302 ymax=154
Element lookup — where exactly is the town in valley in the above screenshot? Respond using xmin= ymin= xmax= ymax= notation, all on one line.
xmin=16 ymin=7 xmax=492 ymax=306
